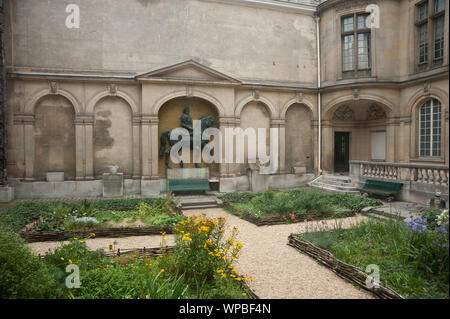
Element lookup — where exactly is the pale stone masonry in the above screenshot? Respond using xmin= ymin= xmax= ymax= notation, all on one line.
xmin=0 ymin=0 xmax=448 ymax=204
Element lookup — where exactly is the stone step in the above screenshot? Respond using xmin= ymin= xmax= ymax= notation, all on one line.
xmin=309 ymin=183 xmax=360 ymax=195
xmin=181 ymin=204 xmax=220 ymax=210
xmin=321 ymin=176 xmax=353 ymax=184
xmin=178 ymin=196 xmax=222 ymax=210
xmin=311 ymin=181 xmax=358 ymax=191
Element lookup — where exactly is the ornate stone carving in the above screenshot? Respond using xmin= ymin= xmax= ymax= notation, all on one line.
xmin=49 ymin=81 xmax=58 ymax=94
xmin=252 ymin=89 xmax=260 ymax=100
xmin=366 ymin=104 xmax=386 ymax=120
xmin=296 ymin=92 xmax=304 ymax=103
xmin=333 ymin=105 xmax=355 ymax=121
xmin=186 ymin=85 xmax=193 ymax=97
xmin=423 ymin=82 xmax=431 ymax=96
xmin=352 ymin=88 xmax=360 ymax=100
xmin=107 ymin=83 xmax=117 ymax=95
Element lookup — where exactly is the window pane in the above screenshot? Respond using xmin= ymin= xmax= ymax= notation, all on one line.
xmin=418 ymin=23 xmax=428 ymax=63
xmin=343 ymin=35 xmax=354 ymax=71
xmin=420 ymin=99 xmax=441 ymax=157
xmin=357 ymin=14 xmax=369 ymax=29
xmin=357 ymin=33 xmax=370 ymax=69
xmin=418 ymin=1 xmax=428 ymax=21
xmin=343 ymin=16 xmax=354 ymax=32
xmin=434 ymin=16 xmax=445 ymax=59
xmin=435 ymin=0 xmax=446 ymax=13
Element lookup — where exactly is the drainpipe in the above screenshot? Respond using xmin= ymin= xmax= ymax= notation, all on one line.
xmin=315 ymin=14 xmax=322 ymax=175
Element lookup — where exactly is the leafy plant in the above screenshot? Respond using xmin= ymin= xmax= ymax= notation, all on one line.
xmin=299 ymin=218 xmax=449 ymax=298
xmin=0 ymin=224 xmax=63 ymax=298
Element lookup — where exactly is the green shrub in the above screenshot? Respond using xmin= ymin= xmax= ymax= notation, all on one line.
xmin=0 ymin=224 xmax=63 ymax=298
xmin=300 ymin=219 xmax=449 ymax=298
xmin=217 ymin=192 xmax=259 ymax=203
xmin=328 ymin=193 xmax=383 ymax=212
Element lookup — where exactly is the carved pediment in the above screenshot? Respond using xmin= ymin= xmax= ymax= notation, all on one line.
xmin=136 ymin=59 xmax=240 ymax=84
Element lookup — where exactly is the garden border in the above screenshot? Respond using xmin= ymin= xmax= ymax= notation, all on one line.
xmin=38 ymin=245 xmax=259 ymax=299
xmin=223 ymin=202 xmax=357 ymax=226
xmin=19 ymin=225 xmax=175 ymax=243
xmin=287 ymin=234 xmax=404 ymax=299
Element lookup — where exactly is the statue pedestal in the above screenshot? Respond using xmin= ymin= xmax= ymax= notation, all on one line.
xmin=102 ymin=173 xmax=123 ymax=197
xmin=167 ymin=168 xmax=209 ymax=180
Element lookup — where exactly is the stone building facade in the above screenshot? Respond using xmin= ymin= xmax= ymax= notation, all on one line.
xmin=0 ymin=0 xmax=448 ymax=202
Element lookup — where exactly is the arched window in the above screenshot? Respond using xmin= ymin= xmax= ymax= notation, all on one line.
xmin=419 ymin=98 xmax=442 ymax=157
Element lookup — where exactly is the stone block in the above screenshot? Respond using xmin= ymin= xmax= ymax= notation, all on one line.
xmin=46 ymin=172 xmax=64 ymax=182
xmin=166 ymin=168 xmax=209 ymax=179
xmin=141 ymin=179 xmax=161 ymax=196
xmin=0 ymin=186 xmax=14 ymax=202
xmin=102 ymin=173 xmax=124 ymax=197
xmin=292 ymin=166 xmax=306 ymax=175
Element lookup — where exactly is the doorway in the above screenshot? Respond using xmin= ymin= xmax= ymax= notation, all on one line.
xmin=334 ymin=132 xmax=350 ymax=173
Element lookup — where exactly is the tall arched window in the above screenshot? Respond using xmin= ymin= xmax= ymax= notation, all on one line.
xmin=419 ymin=98 xmax=442 ymax=157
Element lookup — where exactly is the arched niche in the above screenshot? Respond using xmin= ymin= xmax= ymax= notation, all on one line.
xmin=93 ymin=96 xmax=133 ymax=178
xmin=157 ymin=96 xmax=220 ymax=176
xmin=34 ymin=95 xmax=76 ymax=180
xmin=239 ymin=101 xmax=271 ymax=175
xmin=285 ymin=103 xmax=313 ymax=173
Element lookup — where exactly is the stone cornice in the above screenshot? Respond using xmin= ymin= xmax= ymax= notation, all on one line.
xmin=199 ymin=0 xmax=319 ymax=14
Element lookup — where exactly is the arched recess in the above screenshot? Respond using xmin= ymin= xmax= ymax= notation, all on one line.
xmin=87 ymin=89 xmax=139 ymax=115
xmin=25 ymin=88 xmax=81 ymax=115
xmin=157 ymin=96 xmax=220 ymax=176
xmin=238 ymin=100 xmax=272 ymax=175
xmin=285 ymin=103 xmax=314 ymax=173
xmin=93 ymin=96 xmax=133 ymax=178
xmin=34 ymin=95 xmax=76 ymax=180
xmin=235 ymin=95 xmax=277 ymax=119
xmin=153 ymin=90 xmax=225 ymax=117
xmin=280 ymin=97 xmax=315 ymax=119
xmin=323 ymin=93 xmax=394 ymax=121
xmin=323 ymin=98 xmax=393 ymax=172
xmin=409 ymin=88 xmax=448 ymax=160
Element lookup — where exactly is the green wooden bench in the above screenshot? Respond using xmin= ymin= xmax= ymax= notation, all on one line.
xmin=358 ymin=179 xmax=403 ymax=198
xmin=168 ymin=178 xmax=211 ymax=192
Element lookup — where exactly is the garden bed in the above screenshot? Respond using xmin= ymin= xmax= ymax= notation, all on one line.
xmin=1 ymin=197 xmax=185 ymax=242
xmin=219 ymin=189 xmax=382 ymax=226
xmin=290 ymin=210 xmax=449 ymax=299
xmin=287 ymin=235 xmax=404 ymax=299
xmin=2 ymin=214 xmax=255 ymax=299
xmin=223 ymin=202 xmax=356 ymax=226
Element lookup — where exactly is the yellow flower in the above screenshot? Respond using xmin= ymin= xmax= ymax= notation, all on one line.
xmin=60 ymin=257 xmax=64 ymax=261
xmin=242 ymin=292 xmax=247 ymax=296
xmin=161 ymin=269 xmax=165 ymax=272
xmin=68 ymin=259 xmax=72 ymax=264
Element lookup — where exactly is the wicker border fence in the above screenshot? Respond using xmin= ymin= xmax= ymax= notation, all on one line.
xmin=287 ymin=234 xmax=404 ymax=299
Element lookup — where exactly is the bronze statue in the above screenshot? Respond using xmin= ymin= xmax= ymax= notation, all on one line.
xmin=159 ymin=107 xmax=215 ymax=168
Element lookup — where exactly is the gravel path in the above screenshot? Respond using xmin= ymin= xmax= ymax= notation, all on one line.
xmin=28 ymin=208 xmax=373 ymax=299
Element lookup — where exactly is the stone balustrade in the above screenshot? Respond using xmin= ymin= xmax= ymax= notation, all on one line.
xmin=349 ymin=160 xmax=449 ymax=207
xmin=350 ymin=161 xmax=449 ymax=187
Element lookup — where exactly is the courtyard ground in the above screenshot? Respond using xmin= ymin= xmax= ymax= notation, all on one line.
xmin=28 ymin=206 xmax=374 ymax=299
